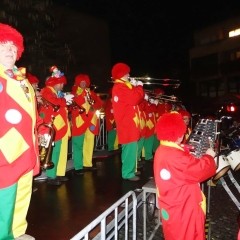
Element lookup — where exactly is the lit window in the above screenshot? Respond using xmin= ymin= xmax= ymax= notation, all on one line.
xmin=229 ymin=28 xmax=240 ymax=37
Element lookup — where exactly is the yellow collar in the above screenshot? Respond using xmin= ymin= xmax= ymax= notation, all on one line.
xmin=160 ymin=140 xmax=184 ymax=151
xmin=115 ymin=79 xmax=132 ymax=89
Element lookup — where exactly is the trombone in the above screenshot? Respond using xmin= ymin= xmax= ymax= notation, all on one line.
xmin=41 ymin=97 xmax=60 ymax=112
xmin=108 ymin=77 xmax=181 ymax=88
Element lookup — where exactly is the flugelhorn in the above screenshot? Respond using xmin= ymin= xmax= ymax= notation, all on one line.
xmin=41 ymin=97 xmax=60 ymax=112
xmin=85 ymin=89 xmax=95 ymax=105
xmin=70 ymin=100 xmax=85 ymax=114
xmin=38 ymin=116 xmax=55 ymax=170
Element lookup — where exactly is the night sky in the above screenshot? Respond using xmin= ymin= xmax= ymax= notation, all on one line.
xmin=57 ymin=1 xmax=240 ymax=76
xmin=55 ymin=0 xmax=240 ymax=98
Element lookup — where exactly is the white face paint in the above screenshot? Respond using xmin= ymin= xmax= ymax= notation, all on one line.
xmin=0 ymin=41 xmax=18 ymax=69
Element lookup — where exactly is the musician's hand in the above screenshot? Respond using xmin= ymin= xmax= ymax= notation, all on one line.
xmin=137 ymin=80 xmax=143 ymax=86
xmin=38 ymin=134 xmax=51 ymax=147
xmin=64 ymin=94 xmax=74 ymax=104
xmin=130 ymin=78 xmax=137 ymax=87
xmin=149 ymin=98 xmax=154 ymax=104
xmin=154 ymin=99 xmax=158 ymax=105
xmin=144 ymin=94 xmax=149 ymax=101
xmin=206 ymin=148 xmax=216 ymax=158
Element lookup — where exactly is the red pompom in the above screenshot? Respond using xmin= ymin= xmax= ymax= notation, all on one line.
xmin=179 ymin=110 xmax=191 ymax=118
xmin=156 ymin=112 xmax=186 ymax=141
xmin=26 ymin=73 xmax=39 ymax=84
xmin=111 ymin=63 xmax=130 ymax=80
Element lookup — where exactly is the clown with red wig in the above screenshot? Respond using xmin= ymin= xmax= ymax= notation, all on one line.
xmin=70 ymin=74 xmax=102 ymax=175
xmin=154 ymin=112 xmax=216 ymax=240
xmin=111 ymin=63 xmax=144 ymax=181
xmin=0 ymin=23 xmax=46 ymax=240
xmin=179 ymin=109 xmax=192 ymax=143
xmin=39 ymin=67 xmax=74 ymax=185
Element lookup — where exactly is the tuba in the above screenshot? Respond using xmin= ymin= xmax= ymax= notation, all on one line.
xmin=38 ymin=116 xmax=55 ymax=170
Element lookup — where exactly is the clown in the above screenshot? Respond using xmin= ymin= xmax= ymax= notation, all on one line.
xmin=179 ymin=109 xmax=192 ymax=143
xmin=153 ymin=112 xmax=216 ymax=240
xmin=39 ymin=67 xmax=73 ymax=185
xmin=71 ymin=74 xmax=102 ymax=175
xmin=111 ymin=63 xmax=144 ymax=181
xmin=0 ymin=23 xmax=46 ymax=240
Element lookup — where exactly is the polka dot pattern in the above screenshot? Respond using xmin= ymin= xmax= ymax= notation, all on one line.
xmin=5 ymin=109 xmax=22 ymax=124
xmin=161 ymin=208 xmax=169 ymax=221
xmin=114 ymin=96 xmax=118 ymax=102
xmin=90 ymin=125 xmax=95 ymax=131
xmin=160 ymin=169 xmax=171 ymax=180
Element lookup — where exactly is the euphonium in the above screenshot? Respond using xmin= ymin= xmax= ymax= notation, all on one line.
xmin=85 ymin=89 xmax=95 ymax=105
xmin=38 ymin=116 xmax=55 ymax=170
xmin=41 ymin=97 xmax=60 ymax=112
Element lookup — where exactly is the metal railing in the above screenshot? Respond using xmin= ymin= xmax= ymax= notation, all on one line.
xmin=70 ymin=191 xmax=138 ymax=240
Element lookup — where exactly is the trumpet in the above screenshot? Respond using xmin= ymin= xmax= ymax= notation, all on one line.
xmin=85 ymin=89 xmax=95 ymax=105
xmin=41 ymin=97 xmax=60 ymax=112
xmin=69 ymin=100 xmax=85 ymax=114
xmin=38 ymin=116 xmax=55 ymax=170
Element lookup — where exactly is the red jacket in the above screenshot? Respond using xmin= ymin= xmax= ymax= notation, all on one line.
xmin=144 ymin=102 xmax=156 ymax=138
xmin=39 ymin=86 xmax=70 ymax=141
xmin=154 ymin=141 xmax=216 ymax=240
xmin=71 ymin=88 xmax=103 ymax=136
xmin=0 ymin=66 xmax=41 ymax=188
xmin=104 ymin=97 xmax=116 ymax=131
xmin=112 ymin=80 xmax=144 ymax=144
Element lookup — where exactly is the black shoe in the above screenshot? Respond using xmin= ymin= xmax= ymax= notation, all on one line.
xmin=47 ymin=178 xmax=62 ymax=186
xmin=83 ymin=166 xmax=97 ymax=171
xmin=57 ymin=176 xmax=69 ymax=182
xmin=75 ymin=169 xmax=84 ymax=176
xmin=135 ymin=171 xmax=141 ymax=176
xmin=126 ymin=176 xmax=140 ymax=181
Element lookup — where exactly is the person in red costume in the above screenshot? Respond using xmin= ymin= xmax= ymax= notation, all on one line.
xmin=71 ymin=74 xmax=103 ymax=174
xmin=104 ymin=88 xmax=119 ymax=151
xmin=26 ymin=73 xmax=43 ymax=107
xmin=111 ymin=63 xmax=144 ymax=181
xmin=179 ymin=109 xmax=192 ymax=143
xmin=0 ymin=23 xmax=46 ymax=240
xmin=153 ymin=112 xmax=216 ymax=240
xmin=39 ymin=67 xmax=73 ymax=185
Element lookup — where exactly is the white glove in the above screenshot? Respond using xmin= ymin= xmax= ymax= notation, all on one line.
xmin=144 ymin=94 xmax=149 ymax=101
xmin=154 ymin=99 xmax=158 ymax=105
xmin=149 ymin=98 xmax=154 ymax=104
xmin=64 ymin=94 xmax=74 ymax=104
xmin=130 ymin=78 xmax=137 ymax=87
xmin=137 ymin=80 xmax=143 ymax=86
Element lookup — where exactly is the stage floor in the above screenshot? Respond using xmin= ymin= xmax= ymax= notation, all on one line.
xmin=29 ymin=149 xmax=155 ymax=240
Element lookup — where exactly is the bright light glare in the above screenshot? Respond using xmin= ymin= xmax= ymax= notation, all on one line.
xmin=229 ymin=28 xmax=240 ymax=37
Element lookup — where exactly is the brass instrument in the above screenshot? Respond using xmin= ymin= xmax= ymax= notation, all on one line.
xmin=108 ymin=77 xmax=181 ymax=88
xmin=38 ymin=116 xmax=55 ymax=170
xmin=41 ymin=97 xmax=60 ymax=112
xmin=85 ymin=89 xmax=95 ymax=105
xmin=70 ymin=100 xmax=85 ymax=114
xmin=148 ymin=94 xmax=181 ymax=103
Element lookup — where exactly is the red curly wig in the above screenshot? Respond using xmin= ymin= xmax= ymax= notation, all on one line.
xmin=156 ymin=112 xmax=186 ymax=141
xmin=0 ymin=23 xmax=24 ymax=60
xmin=111 ymin=63 xmax=130 ymax=80
xmin=75 ymin=74 xmax=91 ymax=88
